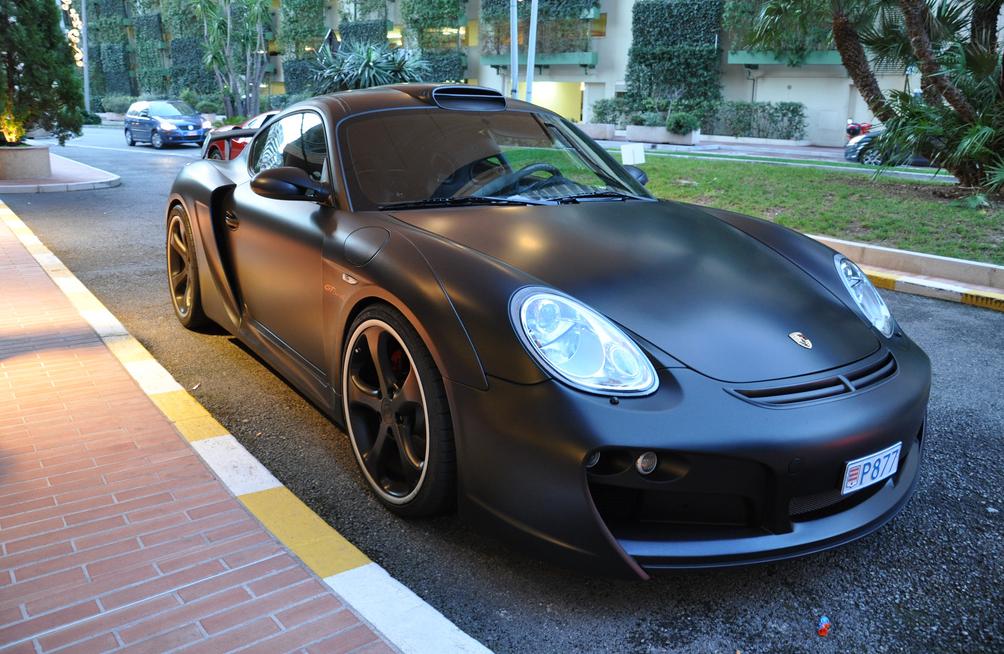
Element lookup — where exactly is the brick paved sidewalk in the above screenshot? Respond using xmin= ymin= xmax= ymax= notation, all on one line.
xmin=0 ymin=219 xmax=393 ymax=652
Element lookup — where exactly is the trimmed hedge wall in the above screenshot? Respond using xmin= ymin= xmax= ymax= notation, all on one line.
xmin=480 ymin=0 xmax=598 ymax=56
xmin=134 ymin=13 xmax=167 ymax=95
xmin=340 ymin=19 xmax=388 ymax=45
xmin=169 ymin=37 xmax=215 ymax=95
xmin=626 ymin=0 xmax=722 ymax=120
xmin=421 ymin=51 xmax=467 ymax=82
xmin=281 ymin=58 xmax=314 ymax=94
xmin=707 ymin=101 xmax=807 ymax=140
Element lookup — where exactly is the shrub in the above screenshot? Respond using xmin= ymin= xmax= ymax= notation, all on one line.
xmin=100 ymin=94 xmax=136 ymax=113
xmin=590 ymin=98 xmax=622 ymax=124
xmin=196 ymin=99 xmax=222 ymax=114
xmin=707 ymin=101 xmax=806 ymax=140
xmin=667 ymin=112 xmax=700 ymax=134
xmin=281 ymin=58 xmax=314 ymax=94
xmin=628 ymin=111 xmax=664 ymax=127
xmin=81 ymin=111 xmax=103 ymax=125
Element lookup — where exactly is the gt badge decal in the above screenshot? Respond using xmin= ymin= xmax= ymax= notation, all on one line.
xmin=788 ymin=331 xmax=813 ymax=349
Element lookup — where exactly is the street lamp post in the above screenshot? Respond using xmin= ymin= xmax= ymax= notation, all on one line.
xmin=524 ymin=0 xmax=538 ymax=103
xmin=509 ymin=0 xmax=518 ymax=98
xmin=81 ymin=0 xmax=90 ymax=111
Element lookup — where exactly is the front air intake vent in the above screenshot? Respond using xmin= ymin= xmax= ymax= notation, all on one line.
xmin=732 ymin=352 xmax=898 ymax=407
xmin=431 ymin=85 xmax=507 ymax=111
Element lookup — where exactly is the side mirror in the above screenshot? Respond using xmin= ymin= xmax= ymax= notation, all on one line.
xmin=139 ymin=109 xmax=149 ymax=118
xmin=624 ymin=164 xmax=648 ymax=186
xmin=251 ymin=166 xmax=330 ymax=202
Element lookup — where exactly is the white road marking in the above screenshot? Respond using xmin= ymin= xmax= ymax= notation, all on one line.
xmin=63 ymin=142 xmax=200 ymax=159
xmin=190 ymin=435 xmax=283 ymax=495
xmin=325 ymin=563 xmax=492 ymax=654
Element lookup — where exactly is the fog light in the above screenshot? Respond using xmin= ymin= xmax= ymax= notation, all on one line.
xmin=585 ymin=450 xmax=601 ymax=469
xmin=635 ymin=451 xmax=658 ymax=475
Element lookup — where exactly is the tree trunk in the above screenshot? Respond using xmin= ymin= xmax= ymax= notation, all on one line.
xmin=831 ymin=10 xmax=893 ymax=123
xmin=970 ymin=0 xmax=1003 ymax=49
xmin=899 ymin=0 xmax=977 ymax=123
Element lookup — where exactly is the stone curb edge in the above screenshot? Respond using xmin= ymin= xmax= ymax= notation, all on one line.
xmin=0 ymin=154 xmax=121 ymax=194
xmin=811 ymin=235 xmax=1004 ymax=313
xmin=0 ymin=199 xmax=490 ymax=654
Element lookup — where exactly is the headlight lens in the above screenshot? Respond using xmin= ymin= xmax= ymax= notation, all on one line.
xmin=515 ymin=290 xmax=658 ymax=395
xmin=835 ymin=255 xmax=895 ymax=337
xmin=156 ymin=118 xmax=176 ymax=131
xmin=201 ymin=119 xmax=212 ymax=129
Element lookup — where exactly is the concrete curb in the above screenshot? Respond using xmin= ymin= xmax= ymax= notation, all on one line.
xmin=812 ymin=235 xmax=1004 ymax=313
xmin=0 ymin=154 xmax=121 ymax=193
xmin=0 ymin=199 xmax=491 ymax=654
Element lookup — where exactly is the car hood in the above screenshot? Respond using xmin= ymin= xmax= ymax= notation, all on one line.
xmin=392 ymin=200 xmax=879 ymax=383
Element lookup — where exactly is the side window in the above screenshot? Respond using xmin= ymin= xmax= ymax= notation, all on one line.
xmin=248 ymin=112 xmax=328 ymax=182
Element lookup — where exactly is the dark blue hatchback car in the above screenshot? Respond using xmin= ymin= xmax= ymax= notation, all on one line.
xmin=124 ymin=100 xmax=209 ymax=149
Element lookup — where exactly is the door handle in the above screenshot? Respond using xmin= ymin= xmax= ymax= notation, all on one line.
xmin=224 ymin=211 xmax=239 ymax=230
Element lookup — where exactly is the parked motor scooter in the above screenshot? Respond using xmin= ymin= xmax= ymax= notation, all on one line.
xmin=846 ymin=118 xmax=873 ymax=139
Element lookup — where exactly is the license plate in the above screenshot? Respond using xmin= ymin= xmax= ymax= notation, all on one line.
xmin=841 ymin=442 xmax=901 ymax=495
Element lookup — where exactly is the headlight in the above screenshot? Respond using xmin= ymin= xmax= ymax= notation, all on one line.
xmin=156 ymin=118 xmax=176 ymax=131
xmin=201 ymin=119 xmax=212 ymax=129
xmin=835 ymin=255 xmax=895 ymax=337
xmin=513 ymin=289 xmax=658 ymax=396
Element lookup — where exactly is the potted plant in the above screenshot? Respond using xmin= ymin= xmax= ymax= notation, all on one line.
xmin=665 ymin=112 xmax=701 ymax=146
xmin=0 ymin=0 xmax=83 ymax=180
xmin=625 ymin=112 xmax=672 ymax=144
xmin=578 ymin=98 xmax=620 ymax=140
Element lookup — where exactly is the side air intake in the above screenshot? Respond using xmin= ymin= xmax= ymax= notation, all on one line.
xmin=431 ymin=85 xmax=507 ymax=111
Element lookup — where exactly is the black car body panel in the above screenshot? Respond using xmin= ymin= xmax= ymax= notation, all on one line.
xmin=166 ymin=85 xmax=931 ymax=577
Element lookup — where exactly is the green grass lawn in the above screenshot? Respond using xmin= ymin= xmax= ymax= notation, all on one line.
xmin=635 ymin=156 xmax=1004 ymax=265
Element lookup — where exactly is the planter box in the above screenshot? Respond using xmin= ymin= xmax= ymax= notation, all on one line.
xmin=577 ymin=123 xmax=615 ymax=140
xmin=703 ymin=134 xmax=811 ymax=147
xmin=626 ymin=125 xmax=701 ymax=146
xmin=0 ymin=144 xmax=51 ymax=180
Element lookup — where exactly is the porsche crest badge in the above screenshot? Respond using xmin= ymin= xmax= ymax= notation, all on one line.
xmin=788 ymin=332 xmax=813 ymax=349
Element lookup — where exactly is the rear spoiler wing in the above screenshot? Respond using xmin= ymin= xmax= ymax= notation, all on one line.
xmin=200 ymin=128 xmax=259 ymax=160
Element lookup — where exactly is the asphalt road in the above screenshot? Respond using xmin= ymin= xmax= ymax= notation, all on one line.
xmin=6 ymin=127 xmax=1002 ymax=653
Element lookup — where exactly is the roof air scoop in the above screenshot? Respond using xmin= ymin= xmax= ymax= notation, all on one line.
xmin=431 ymin=85 xmax=507 ymax=111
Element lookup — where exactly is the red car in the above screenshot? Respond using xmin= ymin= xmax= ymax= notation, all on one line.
xmin=205 ymin=111 xmax=277 ymax=160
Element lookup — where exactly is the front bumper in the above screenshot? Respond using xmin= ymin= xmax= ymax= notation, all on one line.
xmin=162 ymin=129 xmax=208 ymax=144
xmin=448 ymin=332 xmax=930 ymax=578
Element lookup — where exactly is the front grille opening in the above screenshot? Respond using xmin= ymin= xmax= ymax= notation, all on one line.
xmin=590 ymin=484 xmax=760 ymax=541
xmin=789 ymin=483 xmax=884 ymax=521
xmin=733 ymin=352 xmax=898 ymax=407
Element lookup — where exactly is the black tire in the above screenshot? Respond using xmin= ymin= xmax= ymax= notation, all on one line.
xmin=342 ymin=305 xmax=456 ymax=517
xmin=124 ymin=129 xmax=135 ymax=146
xmin=151 ymin=130 xmax=164 ymax=149
xmin=166 ymin=204 xmax=210 ymax=330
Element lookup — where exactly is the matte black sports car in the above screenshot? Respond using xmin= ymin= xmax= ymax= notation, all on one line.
xmin=166 ymin=85 xmax=931 ymax=578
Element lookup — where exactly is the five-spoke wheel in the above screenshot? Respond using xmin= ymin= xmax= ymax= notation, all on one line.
xmin=166 ymin=205 xmax=208 ymax=329
xmin=342 ymin=307 xmax=455 ymax=516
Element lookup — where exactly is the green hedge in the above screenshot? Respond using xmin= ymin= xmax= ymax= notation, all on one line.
xmin=400 ymin=0 xmax=465 ymax=52
xmin=626 ymin=0 xmax=722 ymax=121
xmin=168 ymin=37 xmax=215 ymax=95
xmin=340 ymin=19 xmax=388 ymax=45
xmin=421 ymin=51 xmax=467 ymax=82
xmin=134 ymin=13 xmax=167 ymax=95
xmin=98 ymin=43 xmax=132 ymax=94
xmin=281 ymin=58 xmax=314 ymax=94
xmin=281 ymin=0 xmax=325 ymax=56
xmin=706 ymin=101 xmax=807 ymax=140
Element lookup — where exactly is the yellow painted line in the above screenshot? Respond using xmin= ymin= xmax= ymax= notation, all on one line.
xmin=865 ymin=271 xmax=900 ymax=290
xmin=148 ymin=389 xmax=212 ymax=422
xmin=962 ymin=292 xmax=1004 ymax=313
xmin=173 ymin=415 xmax=231 ymax=442
xmin=239 ymin=486 xmax=370 ymax=578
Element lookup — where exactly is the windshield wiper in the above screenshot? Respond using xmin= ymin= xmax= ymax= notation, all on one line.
xmin=552 ymin=190 xmax=652 ymax=203
xmin=377 ymin=196 xmax=550 ymax=211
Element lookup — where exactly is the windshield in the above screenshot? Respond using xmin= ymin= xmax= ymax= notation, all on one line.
xmin=338 ymin=109 xmax=652 ymax=210
xmin=150 ymin=101 xmax=197 ymax=117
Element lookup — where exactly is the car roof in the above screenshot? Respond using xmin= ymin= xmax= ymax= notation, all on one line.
xmin=286 ymin=84 xmax=543 ymax=122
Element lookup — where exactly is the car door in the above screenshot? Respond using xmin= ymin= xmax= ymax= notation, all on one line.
xmin=126 ymin=102 xmax=148 ymax=140
xmin=228 ymin=111 xmax=332 ymax=372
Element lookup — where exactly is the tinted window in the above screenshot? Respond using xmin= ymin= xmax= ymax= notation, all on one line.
xmin=248 ymin=112 xmax=328 ymax=182
xmin=148 ymin=101 xmax=197 ymax=117
xmin=127 ymin=102 xmax=147 ymax=116
xmin=338 ymin=109 xmax=649 ymax=210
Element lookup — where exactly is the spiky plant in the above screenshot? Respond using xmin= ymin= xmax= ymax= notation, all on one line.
xmin=312 ymin=42 xmax=428 ymax=93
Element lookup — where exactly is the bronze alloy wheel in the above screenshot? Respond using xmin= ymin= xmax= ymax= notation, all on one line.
xmin=343 ymin=318 xmax=431 ymax=505
xmin=165 ymin=206 xmax=208 ymax=329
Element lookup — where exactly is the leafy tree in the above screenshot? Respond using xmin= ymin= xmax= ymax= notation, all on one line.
xmin=0 ymin=0 xmax=84 ymax=144
xmin=311 ymin=42 xmax=428 ymax=93
xmin=191 ymin=0 xmax=272 ymax=117
xmin=727 ymin=0 xmax=1004 ymax=192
